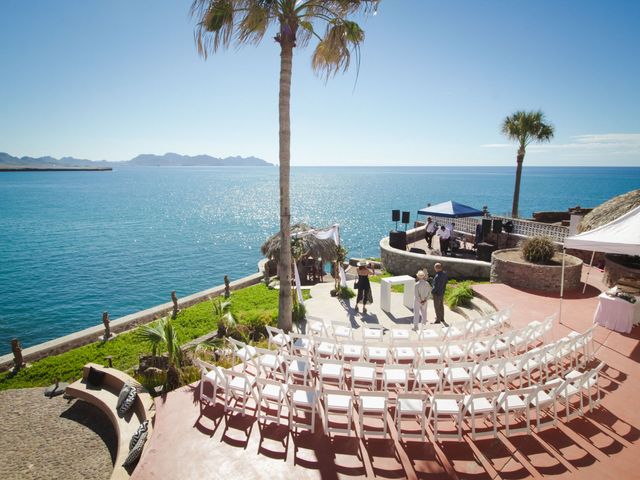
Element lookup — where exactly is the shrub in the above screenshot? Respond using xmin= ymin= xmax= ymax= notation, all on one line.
xmin=292 ymin=301 xmax=306 ymax=327
xmin=445 ymin=281 xmax=474 ymax=309
xmin=336 ymin=286 xmax=356 ymax=299
xmin=520 ymin=236 xmax=556 ymax=264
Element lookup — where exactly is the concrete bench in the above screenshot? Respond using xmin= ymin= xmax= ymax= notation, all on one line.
xmin=65 ymin=363 xmax=154 ymax=479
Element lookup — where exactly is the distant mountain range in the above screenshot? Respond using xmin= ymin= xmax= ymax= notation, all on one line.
xmin=0 ymin=152 xmax=274 ymax=169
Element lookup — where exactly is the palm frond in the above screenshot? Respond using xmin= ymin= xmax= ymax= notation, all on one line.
xmin=501 ymin=110 xmax=554 ymax=147
xmin=311 ymin=19 xmax=364 ymax=79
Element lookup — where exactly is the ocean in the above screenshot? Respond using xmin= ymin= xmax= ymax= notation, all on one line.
xmin=1 ymin=166 xmax=638 ymax=355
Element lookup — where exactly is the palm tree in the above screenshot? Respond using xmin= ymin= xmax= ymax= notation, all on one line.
xmin=191 ymin=0 xmax=377 ymax=331
xmin=136 ymin=318 xmax=183 ymax=390
xmin=502 ymin=110 xmax=554 ymax=218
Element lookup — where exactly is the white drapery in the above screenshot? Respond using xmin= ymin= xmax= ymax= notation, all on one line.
xmin=291 ymin=224 xmax=347 ymax=303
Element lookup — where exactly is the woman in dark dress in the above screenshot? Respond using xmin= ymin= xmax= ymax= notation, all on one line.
xmin=355 ymin=261 xmax=374 ymax=314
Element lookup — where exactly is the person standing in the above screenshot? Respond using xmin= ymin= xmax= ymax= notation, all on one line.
xmin=437 ymin=225 xmax=450 ymax=256
xmin=431 ymin=262 xmax=449 ymax=326
xmin=424 ymin=217 xmax=436 ymax=249
xmin=413 ymin=270 xmax=430 ymax=330
xmin=355 ymin=261 xmax=374 ymax=314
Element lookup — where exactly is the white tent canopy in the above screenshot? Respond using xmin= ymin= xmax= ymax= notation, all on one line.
xmin=564 ymin=205 xmax=640 ymax=256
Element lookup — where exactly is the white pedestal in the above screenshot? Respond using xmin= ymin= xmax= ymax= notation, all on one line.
xmin=380 ymin=275 xmax=415 ymax=312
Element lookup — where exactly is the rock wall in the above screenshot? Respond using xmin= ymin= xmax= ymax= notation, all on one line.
xmin=490 ymin=248 xmax=583 ymax=291
xmin=380 ymin=237 xmax=491 ymax=279
xmin=604 ymin=254 xmax=640 ymax=287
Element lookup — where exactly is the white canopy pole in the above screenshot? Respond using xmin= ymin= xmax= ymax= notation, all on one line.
xmin=559 ymin=248 xmax=566 ymax=323
xmin=582 ymin=250 xmax=596 ymax=294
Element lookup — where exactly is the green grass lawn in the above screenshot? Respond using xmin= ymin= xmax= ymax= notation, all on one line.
xmin=0 ymin=284 xmax=307 ymax=391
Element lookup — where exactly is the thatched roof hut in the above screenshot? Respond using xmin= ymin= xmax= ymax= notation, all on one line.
xmin=261 ymin=223 xmax=338 ymax=263
xmin=578 ymin=189 xmax=640 ymax=233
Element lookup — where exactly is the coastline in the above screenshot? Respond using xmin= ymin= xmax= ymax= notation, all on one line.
xmin=0 ymin=167 xmax=112 ymax=172
xmin=0 ymin=265 xmax=265 ymax=371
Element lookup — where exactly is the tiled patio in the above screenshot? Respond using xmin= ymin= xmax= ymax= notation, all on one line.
xmin=132 ymin=270 xmax=640 ymax=480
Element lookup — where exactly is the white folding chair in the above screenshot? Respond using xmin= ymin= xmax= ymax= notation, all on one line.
xmin=255 ymin=377 xmax=289 ymax=425
xmin=266 ymin=325 xmax=291 ymax=351
xmin=466 ymin=337 xmax=492 ymax=361
xmin=285 ymin=354 xmax=311 ymax=385
xmin=581 ymin=362 xmax=604 ymax=413
xmin=529 ymin=378 xmax=562 ymax=432
xmin=322 ymin=389 xmax=355 ymax=437
xmin=365 ymin=342 xmax=390 ymax=363
xmin=340 ymin=340 xmax=365 ymax=362
xmin=362 ymin=324 xmax=385 ymax=342
xmin=357 ymin=391 xmax=390 ymax=438
xmin=442 ymin=323 xmax=464 ymax=341
xmin=317 ymin=358 xmax=345 ymax=389
xmin=396 ymin=393 xmax=427 ymax=441
xmin=427 ymin=393 xmax=464 ymax=442
xmin=462 ymin=391 xmax=499 ymax=440
xmin=418 ymin=324 xmax=443 ymax=341
xmin=351 ymin=361 xmax=377 ymax=390
xmin=382 ymin=364 xmax=410 ymax=392
xmin=443 ymin=361 xmax=474 ymax=392
xmin=307 ymin=315 xmax=328 ymax=337
xmin=443 ymin=340 xmax=466 ymax=362
xmin=389 ymin=326 xmax=412 ymax=342
xmin=290 ymin=332 xmax=314 ymax=357
xmin=413 ymin=362 xmax=444 ymax=393
xmin=497 ymin=356 xmax=524 ymax=388
xmin=227 ymin=337 xmax=257 ymax=372
xmin=418 ymin=344 xmax=445 ymax=363
xmin=488 ymin=332 xmax=510 ymax=357
xmin=497 ymin=387 xmax=535 ymax=436
xmin=254 ymin=346 xmax=286 ymax=379
xmin=331 ymin=321 xmax=354 ymax=340
xmin=391 ymin=340 xmax=418 ymax=365
xmin=314 ymin=337 xmax=339 ymax=360
xmin=289 ymin=384 xmax=319 ymax=433
xmin=197 ymin=359 xmax=225 ymax=405
xmin=222 ymin=368 xmax=256 ymax=417
xmin=473 ymin=358 xmax=500 ymax=390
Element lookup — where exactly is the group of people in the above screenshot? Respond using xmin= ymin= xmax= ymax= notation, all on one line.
xmin=424 ymin=217 xmax=457 ymax=256
xmin=353 ymin=260 xmax=449 ymax=328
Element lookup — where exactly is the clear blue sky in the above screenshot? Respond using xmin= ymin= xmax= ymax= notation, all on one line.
xmin=1 ymin=0 xmax=639 ymax=166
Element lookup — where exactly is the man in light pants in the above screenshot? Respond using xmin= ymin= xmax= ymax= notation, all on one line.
xmin=413 ymin=270 xmax=430 ymax=330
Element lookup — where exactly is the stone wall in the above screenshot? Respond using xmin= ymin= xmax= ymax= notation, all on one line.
xmin=490 ymin=248 xmax=583 ymax=292
xmin=380 ymin=236 xmax=491 ymax=279
xmin=603 ymin=254 xmax=640 ymax=287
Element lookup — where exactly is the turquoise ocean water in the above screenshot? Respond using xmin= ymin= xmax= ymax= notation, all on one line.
xmin=0 ymin=166 xmax=638 ymax=355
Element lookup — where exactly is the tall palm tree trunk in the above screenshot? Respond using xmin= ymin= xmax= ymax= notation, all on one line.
xmin=511 ymin=146 xmax=525 ymax=218
xmin=277 ymin=40 xmax=294 ymax=332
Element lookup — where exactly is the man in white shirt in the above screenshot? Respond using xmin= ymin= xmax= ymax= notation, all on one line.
xmin=437 ymin=225 xmax=450 ymax=256
xmin=413 ymin=270 xmax=430 ymax=330
xmin=424 ymin=217 xmax=436 ymax=249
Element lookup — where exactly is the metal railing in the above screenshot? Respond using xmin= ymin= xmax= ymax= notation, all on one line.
xmin=426 ymin=215 xmax=569 ymax=243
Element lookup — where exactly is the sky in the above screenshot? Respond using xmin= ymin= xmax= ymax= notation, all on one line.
xmin=1 ymin=0 xmax=639 ymax=166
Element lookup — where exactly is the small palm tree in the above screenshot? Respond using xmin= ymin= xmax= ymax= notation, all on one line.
xmin=137 ymin=318 xmax=183 ymax=389
xmin=191 ymin=0 xmax=377 ymax=331
xmin=502 ymin=110 xmax=554 ymax=218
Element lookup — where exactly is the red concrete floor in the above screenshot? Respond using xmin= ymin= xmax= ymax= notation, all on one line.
xmin=133 ymin=268 xmax=640 ymax=480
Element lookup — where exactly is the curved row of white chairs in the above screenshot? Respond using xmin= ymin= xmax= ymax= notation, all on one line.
xmin=197 ymin=356 xmax=604 ymax=441
xmin=301 ymin=306 xmax=512 ymax=345
xmin=263 ymin=314 xmax=555 ymax=368
xmin=228 ymin=326 xmax=593 ymax=396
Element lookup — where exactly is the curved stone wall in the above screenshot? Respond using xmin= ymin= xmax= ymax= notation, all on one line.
xmin=380 ymin=236 xmax=491 ymax=279
xmin=603 ymin=254 xmax=640 ymax=287
xmin=490 ymin=248 xmax=583 ymax=291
